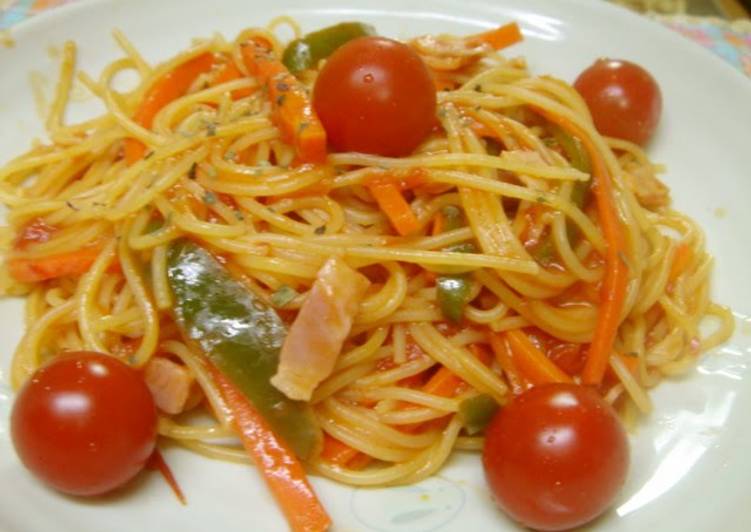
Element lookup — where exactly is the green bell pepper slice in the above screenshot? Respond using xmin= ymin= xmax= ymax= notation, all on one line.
xmin=531 ymin=127 xmax=593 ymax=265
xmin=166 ymin=239 xmax=321 ymax=460
xmin=282 ymin=22 xmax=376 ymax=73
xmin=436 ymin=274 xmax=472 ymax=323
xmin=459 ymin=393 xmax=500 ymax=435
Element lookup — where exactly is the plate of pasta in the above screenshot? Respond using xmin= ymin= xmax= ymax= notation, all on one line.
xmin=1 ymin=0 xmax=750 ymax=531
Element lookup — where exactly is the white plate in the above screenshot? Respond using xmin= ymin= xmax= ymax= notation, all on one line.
xmin=1 ymin=1 xmax=750 ymax=531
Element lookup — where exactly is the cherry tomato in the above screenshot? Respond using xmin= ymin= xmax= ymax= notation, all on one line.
xmin=483 ymin=383 xmax=629 ymax=531
xmin=574 ymin=59 xmax=662 ymax=146
xmin=313 ymin=36 xmax=436 ymax=157
xmin=11 ymin=351 xmax=157 ymax=496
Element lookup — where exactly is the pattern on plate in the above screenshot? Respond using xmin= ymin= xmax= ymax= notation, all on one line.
xmin=350 ymin=477 xmax=466 ymax=532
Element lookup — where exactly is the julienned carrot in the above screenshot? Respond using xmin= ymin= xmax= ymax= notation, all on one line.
xmin=488 ymin=334 xmax=529 ymax=395
xmin=501 ymin=329 xmax=572 ymax=385
xmin=384 ymin=167 xmax=430 ymax=191
xmin=616 ymin=352 xmax=639 ymax=375
xmin=366 ymin=180 xmax=420 ymax=236
xmin=208 ymin=364 xmax=331 ymax=532
xmin=668 ymin=242 xmax=692 ymax=282
xmin=539 ymin=110 xmax=629 ymax=386
xmin=421 ymin=366 xmax=464 ymax=397
xmin=469 ymin=119 xmax=496 ymax=139
xmin=240 ymin=39 xmax=327 ymax=164
xmin=210 ymin=60 xmax=255 ymax=100
xmin=321 ymin=344 xmax=491 ymax=469
xmin=318 ymin=364 xmax=457 ymax=470
xmin=467 ymin=22 xmax=523 ymax=51
xmin=8 ymin=246 xmax=106 ymax=283
xmin=123 ymin=52 xmax=216 ymax=165
xmin=422 ymin=344 xmax=492 ymax=397
xmin=320 ymin=434 xmax=361 ymax=467
xmin=431 ymin=211 xmax=445 ymax=236
xmin=147 ymin=449 xmax=186 ymax=505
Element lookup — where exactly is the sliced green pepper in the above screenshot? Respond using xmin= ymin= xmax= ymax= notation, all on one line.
xmin=441 ymin=205 xmax=464 ymax=232
xmin=553 ymin=125 xmax=591 ymax=175
xmin=282 ymin=22 xmax=376 ymax=73
xmin=459 ymin=393 xmax=500 ymax=435
xmin=436 ymin=274 xmax=472 ymax=323
xmin=531 ymin=127 xmax=593 ymax=265
xmin=166 ymin=239 xmax=321 ymax=460
xmin=557 ymin=128 xmax=591 ymax=244
xmin=531 ymin=236 xmax=556 ymax=268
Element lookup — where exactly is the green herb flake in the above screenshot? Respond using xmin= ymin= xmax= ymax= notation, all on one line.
xmin=203 ymin=191 xmax=217 ymax=205
xmin=206 ymin=123 xmax=217 ymax=137
xmin=536 ymin=196 xmax=548 ymax=204
xmin=314 ymin=225 xmax=326 ymax=235
xmin=224 ymin=150 xmax=237 ymax=161
xmin=270 ymin=284 xmax=298 ymax=308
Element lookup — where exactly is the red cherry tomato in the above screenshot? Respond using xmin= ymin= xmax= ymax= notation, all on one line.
xmin=574 ymin=58 xmax=662 ymax=146
xmin=11 ymin=351 xmax=157 ymax=496
xmin=313 ymin=36 xmax=437 ymax=157
xmin=483 ymin=383 xmax=629 ymax=531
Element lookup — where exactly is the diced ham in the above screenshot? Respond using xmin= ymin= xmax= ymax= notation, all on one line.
xmin=623 ymin=162 xmax=670 ymax=209
xmin=271 ymin=257 xmax=370 ymax=401
xmin=144 ymin=356 xmax=197 ymax=415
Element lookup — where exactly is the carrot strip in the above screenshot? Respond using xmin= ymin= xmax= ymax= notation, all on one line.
xmin=433 ymin=75 xmax=457 ymax=92
xmin=210 ymin=60 xmax=255 ymax=100
xmin=320 ymin=434 xmax=361 ymax=467
xmin=395 ymin=167 xmax=430 ymax=191
xmin=208 ymin=364 xmax=331 ymax=532
xmin=489 ymin=334 xmax=529 ymax=395
xmin=668 ymin=242 xmax=692 ymax=282
xmin=616 ymin=352 xmax=639 ymax=375
xmin=147 ymin=448 xmax=186 ymax=505
xmin=467 ymin=22 xmax=523 ymax=51
xmin=322 ymin=344 xmax=490 ymax=469
xmin=502 ymin=329 xmax=572 ymax=385
xmin=124 ymin=52 xmax=216 ymax=164
xmin=539 ymin=110 xmax=629 ymax=386
xmin=469 ymin=119 xmax=496 ymax=138
xmin=421 ymin=366 xmax=464 ymax=397
xmin=8 ymin=246 xmax=104 ymax=283
xmin=468 ymin=343 xmax=493 ymax=364
xmin=347 ymin=453 xmax=374 ymax=470
xmin=431 ymin=211 xmax=445 ymax=236
xmin=366 ymin=180 xmax=420 ymax=236
xmin=240 ymin=39 xmax=327 ymax=164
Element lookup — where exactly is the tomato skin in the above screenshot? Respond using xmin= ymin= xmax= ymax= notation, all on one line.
xmin=483 ymin=383 xmax=629 ymax=531
xmin=11 ymin=352 xmax=157 ymax=496
xmin=574 ymin=58 xmax=662 ymax=146
xmin=313 ymin=36 xmax=436 ymax=157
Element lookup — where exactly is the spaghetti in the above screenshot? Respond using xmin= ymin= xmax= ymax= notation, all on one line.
xmin=1 ymin=17 xmax=734 ymax=494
